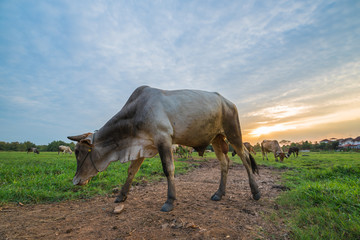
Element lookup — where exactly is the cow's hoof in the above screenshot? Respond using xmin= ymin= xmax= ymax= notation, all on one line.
xmin=114 ymin=195 xmax=127 ymax=203
xmin=160 ymin=202 xmax=174 ymax=212
xmin=211 ymin=193 xmax=222 ymax=201
xmin=253 ymin=192 xmax=261 ymax=201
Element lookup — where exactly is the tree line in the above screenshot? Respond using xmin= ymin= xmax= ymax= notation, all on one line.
xmin=0 ymin=141 xmax=75 ymax=152
xmin=0 ymin=139 xmax=347 ymax=153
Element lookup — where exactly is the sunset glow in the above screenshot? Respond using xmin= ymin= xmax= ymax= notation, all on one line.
xmin=246 ymin=107 xmax=360 ymax=143
xmin=250 ymin=124 xmax=296 ymax=137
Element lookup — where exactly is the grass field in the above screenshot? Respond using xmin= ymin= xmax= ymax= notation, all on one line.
xmin=0 ymin=151 xmax=192 ymax=204
xmin=1 ymin=150 xmax=359 ymax=239
xmin=242 ymin=151 xmax=360 ymax=240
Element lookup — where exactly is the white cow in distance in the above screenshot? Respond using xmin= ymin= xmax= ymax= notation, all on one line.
xmin=58 ymin=145 xmax=72 ymax=155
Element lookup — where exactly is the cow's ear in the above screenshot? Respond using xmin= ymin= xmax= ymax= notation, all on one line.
xmin=67 ymin=133 xmax=92 ymax=142
xmin=80 ymin=138 xmax=93 ymax=146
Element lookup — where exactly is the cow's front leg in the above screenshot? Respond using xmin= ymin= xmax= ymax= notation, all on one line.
xmin=274 ymin=153 xmax=279 ymax=162
xmin=158 ymin=143 xmax=176 ymax=212
xmin=115 ymin=157 xmax=145 ymax=203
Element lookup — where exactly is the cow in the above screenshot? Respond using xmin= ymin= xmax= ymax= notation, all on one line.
xmin=27 ymin=147 xmax=39 ymax=154
xmin=232 ymin=142 xmax=256 ymax=157
xmin=287 ymin=146 xmax=299 ymax=158
xmin=68 ymin=86 xmax=260 ymax=212
xmin=58 ymin=145 xmax=73 ymax=155
xmin=261 ymin=140 xmax=287 ymax=162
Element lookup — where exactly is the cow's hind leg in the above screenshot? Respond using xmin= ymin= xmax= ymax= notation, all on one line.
xmin=232 ymin=144 xmax=261 ymax=200
xmin=224 ymin=129 xmax=261 ymax=200
xmin=158 ymin=142 xmax=176 ymax=212
xmin=115 ymin=157 xmax=145 ymax=203
xmin=211 ymin=134 xmax=230 ymax=201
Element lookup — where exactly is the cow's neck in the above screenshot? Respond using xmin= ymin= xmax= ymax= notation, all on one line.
xmin=93 ymin=130 xmax=119 ymax=149
xmin=90 ymin=129 xmax=122 ymax=171
xmin=92 ymin=117 xmax=157 ymax=165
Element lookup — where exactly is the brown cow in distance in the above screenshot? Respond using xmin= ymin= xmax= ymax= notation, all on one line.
xmin=68 ymin=86 xmax=260 ymax=212
xmin=232 ymin=142 xmax=256 ymax=156
xmin=261 ymin=140 xmax=287 ymax=162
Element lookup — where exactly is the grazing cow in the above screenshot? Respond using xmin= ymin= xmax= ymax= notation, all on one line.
xmin=287 ymin=147 xmax=299 ymax=158
xmin=68 ymin=86 xmax=260 ymax=212
xmin=232 ymin=142 xmax=256 ymax=156
xmin=261 ymin=140 xmax=287 ymax=162
xmin=58 ymin=145 xmax=73 ymax=155
xmin=27 ymin=147 xmax=39 ymax=154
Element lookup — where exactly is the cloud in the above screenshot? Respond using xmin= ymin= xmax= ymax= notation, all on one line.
xmin=0 ymin=0 xmax=359 ymax=144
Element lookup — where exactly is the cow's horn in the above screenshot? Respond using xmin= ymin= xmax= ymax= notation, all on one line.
xmin=67 ymin=133 xmax=92 ymax=142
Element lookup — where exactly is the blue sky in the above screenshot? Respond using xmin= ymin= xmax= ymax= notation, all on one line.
xmin=1 ymin=0 xmax=359 ymax=145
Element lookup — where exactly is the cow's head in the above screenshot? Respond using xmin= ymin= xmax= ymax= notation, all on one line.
xmin=68 ymin=133 xmax=99 ymax=186
xmin=276 ymin=151 xmax=287 ymax=162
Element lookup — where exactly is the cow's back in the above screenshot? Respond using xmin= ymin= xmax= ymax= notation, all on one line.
xmin=151 ymin=88 xmax=235 ymax=147
xmin=261 ymin=140 xmax=281 ymax=153
xmin=110 ymin=86 xmax=237 ymax=148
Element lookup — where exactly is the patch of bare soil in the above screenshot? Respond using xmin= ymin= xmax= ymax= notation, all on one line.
xmin=0 ymin=159 xmax=289 ymax=240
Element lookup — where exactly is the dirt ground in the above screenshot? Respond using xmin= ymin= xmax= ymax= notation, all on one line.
xmin=0 ymin=158 xmax=289 ymax=240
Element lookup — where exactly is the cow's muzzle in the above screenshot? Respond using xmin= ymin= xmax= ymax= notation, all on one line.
xmin=73 ymin=176 xmax=90 ymax=186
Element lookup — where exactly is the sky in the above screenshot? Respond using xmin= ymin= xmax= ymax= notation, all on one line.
xmin=1 ymin=0 xmax=359 ymax=145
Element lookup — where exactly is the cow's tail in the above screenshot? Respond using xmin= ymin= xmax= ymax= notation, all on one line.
xmin=249 ymin=153 xmax=259 ymax=175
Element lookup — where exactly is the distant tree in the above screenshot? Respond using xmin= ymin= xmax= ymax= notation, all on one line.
xmin=301 ymin=141 xmax=312 ymax=150
xmin=22 ymin=141 xmax=36 ymax=151
xmin=69 ymin=142 xmax=75 ymax=150
xmin=0 ymin=141 xmax=5 ymax=151
xmin=37 ymin=145 xmax=48 ymax=152
xmin=0 ymin=140 xmax=74 ymax=152
xmin=330 ymin=141 xmax=339 ymax=150
xmin=319 ymin=142 xmax=327 ymax=150
xmin=279 ymin=140 xmax=291 ymax=146
xmin=8 ymin=142 xmax=19 ymax=151
xmin=312 ymin=142 xmax=320 ymax=151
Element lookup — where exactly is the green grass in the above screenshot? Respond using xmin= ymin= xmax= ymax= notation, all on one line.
xmin=0 ymin=151 xmax=192 ymax=204
xmin=242 ymin=152 xmax=360 ymax=240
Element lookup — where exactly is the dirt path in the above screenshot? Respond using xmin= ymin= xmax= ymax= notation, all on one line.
xmin=0 ymin=159 xmax=288 ymax=239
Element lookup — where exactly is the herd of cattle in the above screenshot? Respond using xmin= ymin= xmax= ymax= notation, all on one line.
xmin=173 ymin=139 xmax=299 ymax=162
xmin=27 ymin=145 xmax=73 ymax=155
xmin=27 ymin=142 xmax=299 ymax=162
